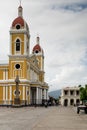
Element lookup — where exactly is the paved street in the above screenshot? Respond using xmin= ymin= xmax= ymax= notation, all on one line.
xmin=0 ymin=106 xmax=87 ymax=130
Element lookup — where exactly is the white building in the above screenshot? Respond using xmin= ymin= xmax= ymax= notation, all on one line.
xmin=61 ymin=87 xmax=80 ymax=106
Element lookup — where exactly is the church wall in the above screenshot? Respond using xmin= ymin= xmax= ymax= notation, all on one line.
xmin=9 ymin=59 xmax=27 ymax=79
xmin=0 ymin=5 xmax=49 ymax=106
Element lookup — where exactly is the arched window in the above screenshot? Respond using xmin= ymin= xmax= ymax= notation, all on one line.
xmin=16 ymin=39 xmax=20 ymax=51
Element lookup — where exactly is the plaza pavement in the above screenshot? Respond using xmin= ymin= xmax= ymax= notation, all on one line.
xmin=0 ymin=106 xmax=87 ymax=130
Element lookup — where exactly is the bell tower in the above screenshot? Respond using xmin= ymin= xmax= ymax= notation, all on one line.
xmin=32 ymin=36 xmax=45 ymax=82
xmin=9 ymin=5 xmax=30 ymax=79
xmin=10 ymin=5 xmax=30 ymax=56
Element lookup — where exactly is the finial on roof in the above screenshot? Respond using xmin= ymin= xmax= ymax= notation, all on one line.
xmin=20 ymin=0 xmax=21 ymax=6
xmin=18 ymin=0 xmax=23 ymax=17
xmin=36 ymin=34 xmax=40 ymax=44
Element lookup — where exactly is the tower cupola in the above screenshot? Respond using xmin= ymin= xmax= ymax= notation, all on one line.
xmin=32 ymin=36 xmax=44 ymax=55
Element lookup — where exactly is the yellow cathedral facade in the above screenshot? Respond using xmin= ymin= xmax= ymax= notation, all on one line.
xmin=0 ymin=5 xmax=49 ymax=106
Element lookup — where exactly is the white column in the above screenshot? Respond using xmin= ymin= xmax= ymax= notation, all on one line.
xmin=46 ymin=89 xmax=49 ymax=100
xmin=10 ymin=34 xmax=12 ymax=54
xmin=36 ymin=87 xmax=39 ymax=104
xmin=40 ymin=88 xmax=42 ymax=104
xmin=6 ymin=86 xmax=8 ymax=102
xmin=44 ymin=89 xmax=46 ymax=100
xmin=68 ymin=98 xmax=70 ymax=106
xmin=3 ymin=86 xmax=5 ymax=101
xmin=38 ymin=88 xmax=41 ymax=104
xmin=74 ymin=98 xmax=76 ymax=105
xmin=10 ymin=86 xmax=12 ymax=100
xmin=26 ymin=86 xmax=28 ymax=104
xmin=28 ymin=86 xmax=30 ymax=104
xmin=23 ymin=86 xmax=25 ymax=100
xmin=61 ymin=98 xmax=64 ymax=106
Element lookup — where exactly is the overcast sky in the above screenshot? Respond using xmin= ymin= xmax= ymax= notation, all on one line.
xmin=0 ymin=0 xmax=87 ymax=91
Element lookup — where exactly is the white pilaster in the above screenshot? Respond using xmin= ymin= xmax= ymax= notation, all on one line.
xmin=23 ymin=86 xmax=25 ymax=100
xmin=26 ymin=86 xmax=28 ymax=104
xmin=10 ymin=86 xmax=12 ymax=100
xmin=10 ymin=34 xmax=12 ymax=54
xmin=39 ymin=88 xmax=42 ymax=104
xmin=40 ymin=88 xmax=42 ymax=100
xmin=6 ymin=86 xmax=8 ymax=101
xmin=24 ymin=34 xmax=26 ymax=55
xmin=6 ymin=70 xmax=8 ymax=79
xmin=26 ymin=86 xmax=27 ymax=100
xmin=44 ymin=89 xmax=46 ymax=100
xmin=68 ymin=98 xmax=70 ymax=106
xmin=3 ymin=86 xmax=5 ymax=101
xmin=74 ymin=98 xmax=76 ymax=105
xmin=46 ymin=89 xmax=49 ymax=100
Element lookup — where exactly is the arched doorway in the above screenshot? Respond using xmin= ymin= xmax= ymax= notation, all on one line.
xmin=76 ymin=99 xmax=80 ymax=105
xmin=64 ymin=99 xmax=68 ymax=106
xmin=70 ymin=99 xmax=74 ymax=105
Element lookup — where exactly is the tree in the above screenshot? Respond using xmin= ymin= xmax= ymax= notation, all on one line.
xmin=80 ymin=85 xmax=87 ymax=103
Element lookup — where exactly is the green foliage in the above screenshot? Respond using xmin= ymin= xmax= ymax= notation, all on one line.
xmin=80 ymin=84 xmax=87 ymax=101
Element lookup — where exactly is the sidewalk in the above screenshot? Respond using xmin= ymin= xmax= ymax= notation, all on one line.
xmin=32 ymin=106 xmax=87 ymax=130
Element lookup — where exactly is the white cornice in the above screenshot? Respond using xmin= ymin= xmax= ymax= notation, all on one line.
xmin=8 ymin=55 xmax=29 ymax=59
xmin=0 ymin=79 xmax=30 ymax=83
xmin=10 ymin=29 xmax=28 ymax=33
xmin=0 ymin=64 xmax=8 ymax=66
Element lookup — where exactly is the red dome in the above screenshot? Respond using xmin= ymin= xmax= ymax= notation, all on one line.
xmin=12 ymin=16 xmax=24 ymax=27
xmin=33 ymin=44 xmax=41 ymax=52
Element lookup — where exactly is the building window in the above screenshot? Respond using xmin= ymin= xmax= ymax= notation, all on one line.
xmin=35 ymin=50 xmax=39 ymax=53
xmin=70 ymin=90 xmax=74 ymax=95
xmin=16 ymin=39 xmax=20 ymax=51
xmin=76 ymin=90 xmax=79 ymax=95
xmin=64 ymin=90 xmax=68 ymax=95
xmin=16 ymin=24 xmax=21 ymax=29
xmin=15 ymin=64 xmax=20 ymax=69
xmin=14 ymin=90 xmax=21 ymax=96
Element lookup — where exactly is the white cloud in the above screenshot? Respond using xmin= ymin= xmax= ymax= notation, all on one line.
xmin=49 ymin=65 xmax=87 ymax=90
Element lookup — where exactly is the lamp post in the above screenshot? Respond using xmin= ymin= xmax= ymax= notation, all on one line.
xmin=14 ymin=75 xmax=20 ymax=105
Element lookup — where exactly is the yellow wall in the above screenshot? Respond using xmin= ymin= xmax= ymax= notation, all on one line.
xmin=9 ymin=59 xmax=27 ymax=79
xmin=0 ymin=70 xmax=3 ymax=80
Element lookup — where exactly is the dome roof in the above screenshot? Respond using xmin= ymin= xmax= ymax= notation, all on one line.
xmin=32 ymin=36 xmax=44 ymax=55
xmin=33 ymin=44 xmax=41 ymax=52
xmin=12 ymin=16 xmax=24 ymax=27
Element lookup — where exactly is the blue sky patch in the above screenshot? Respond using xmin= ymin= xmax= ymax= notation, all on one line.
xmin=51 ymin=3 xmax=87 ymax=12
